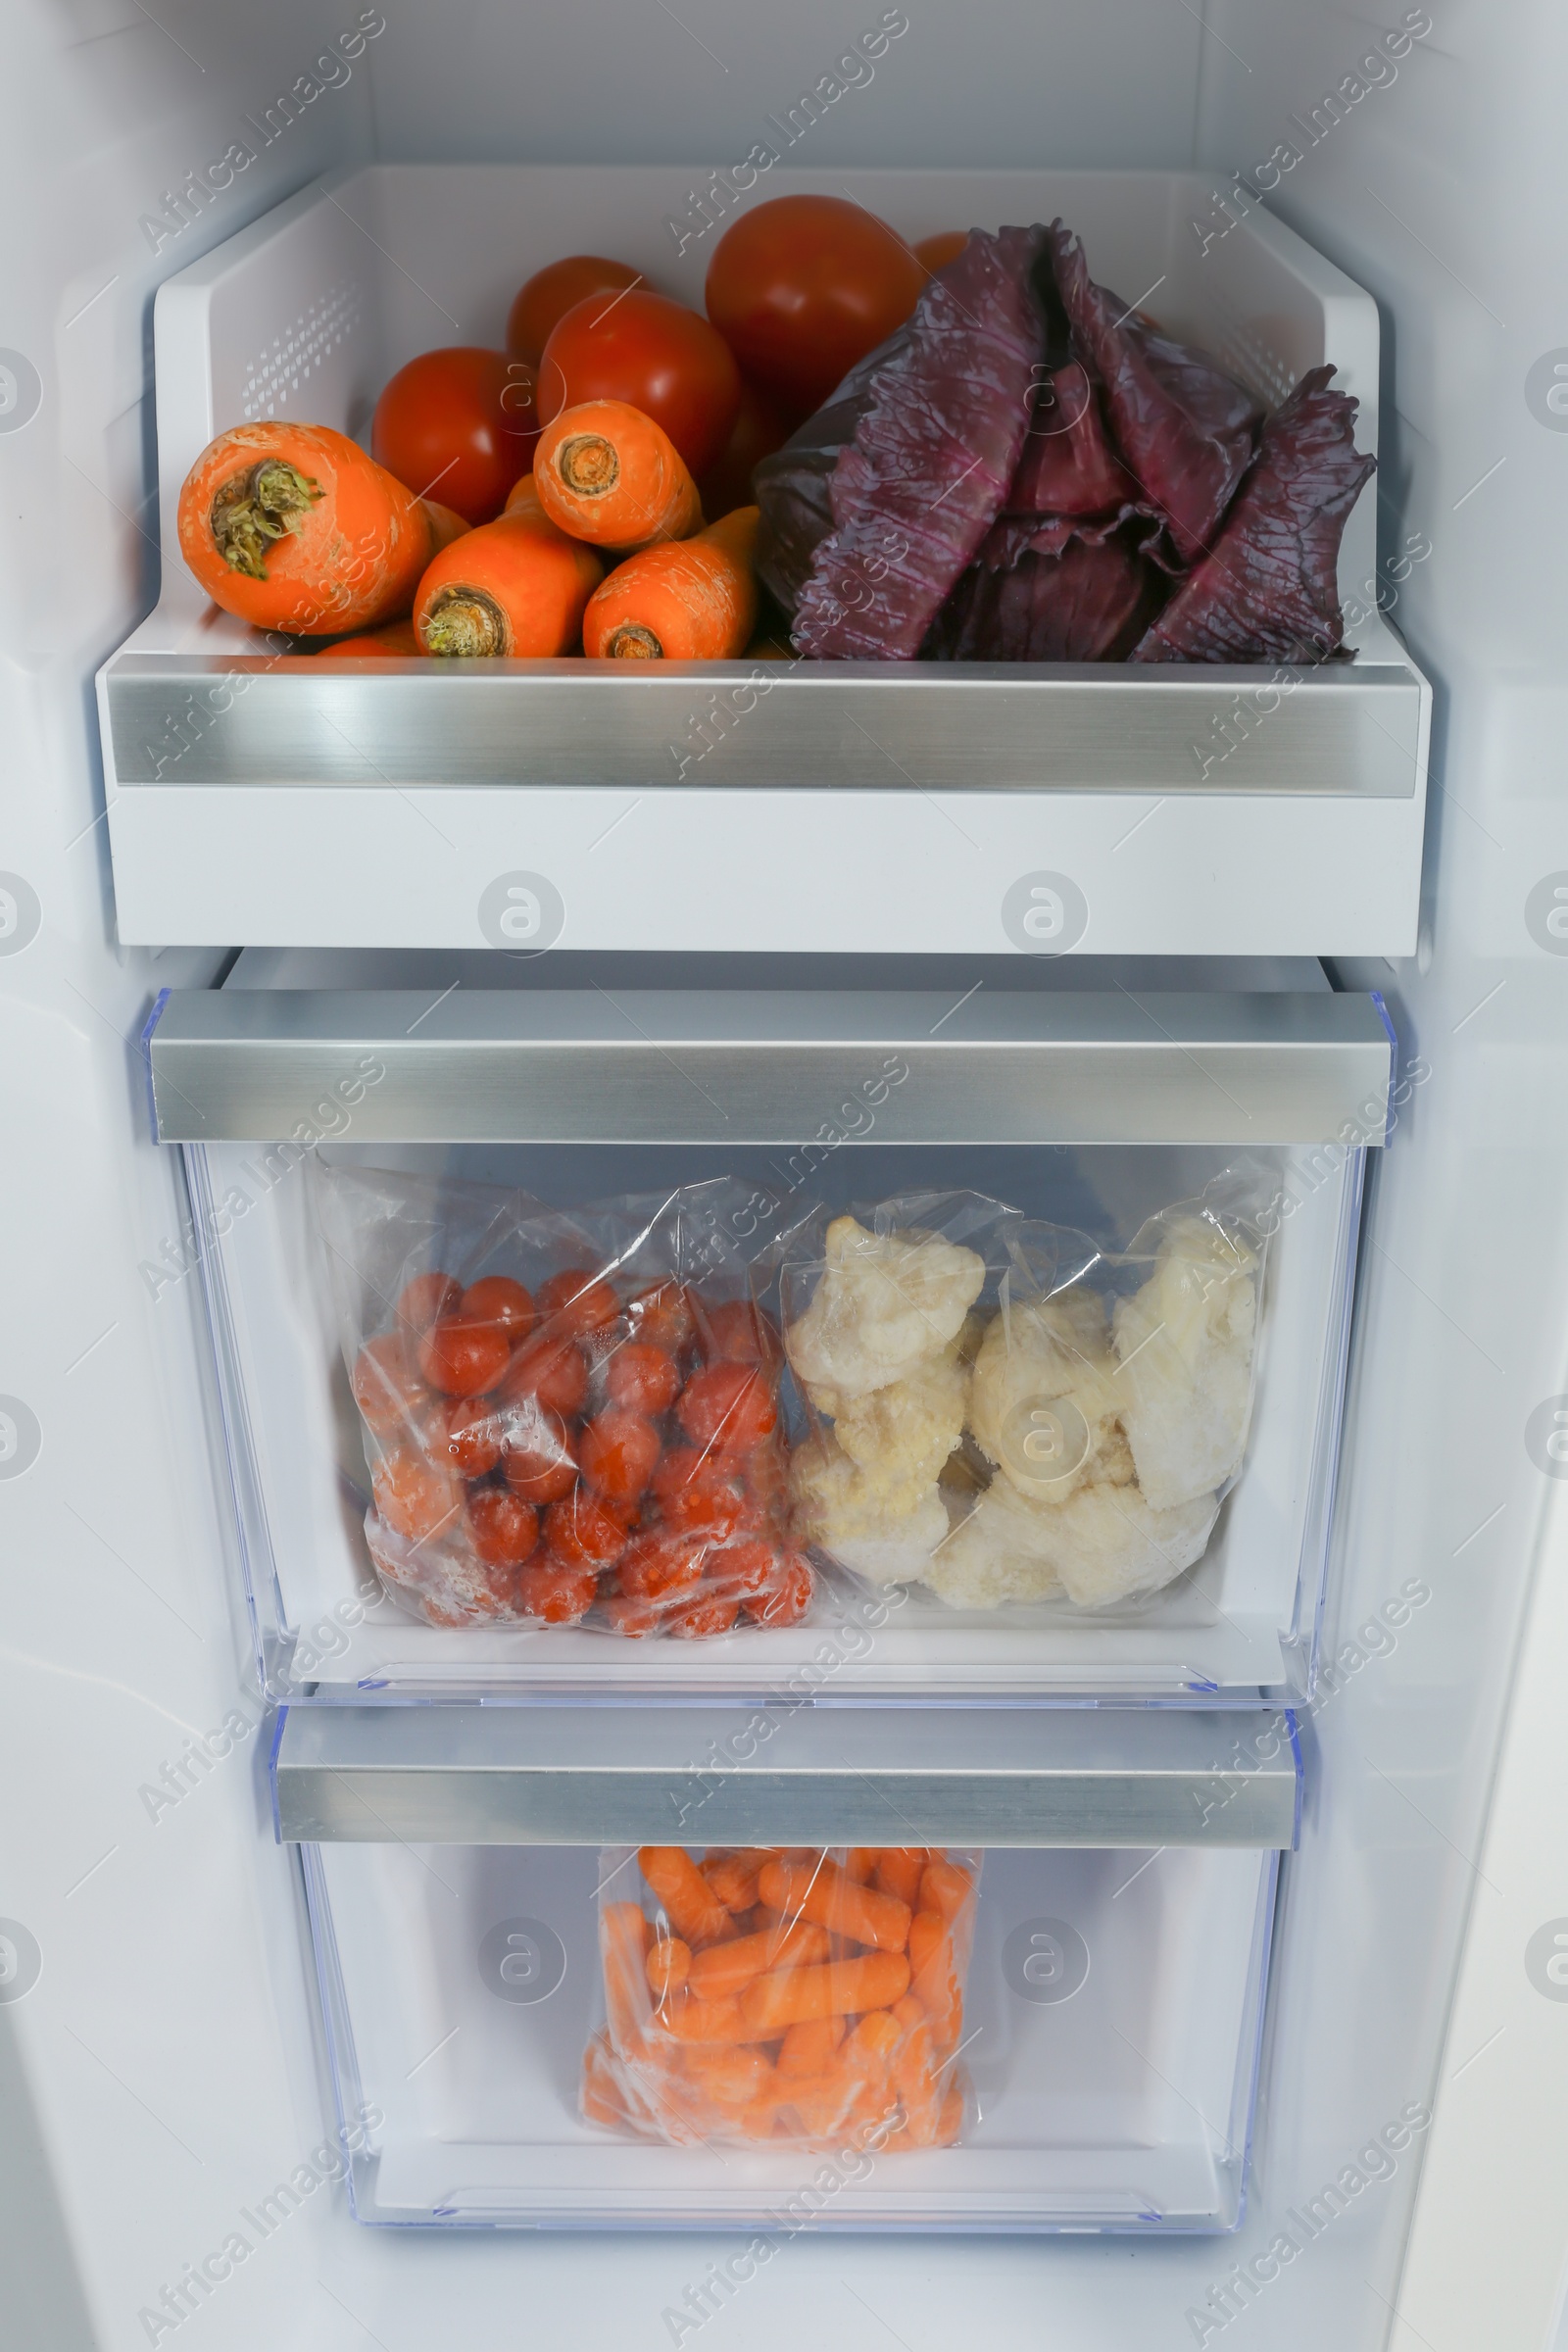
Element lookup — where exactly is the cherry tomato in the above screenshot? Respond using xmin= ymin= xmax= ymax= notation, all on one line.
xmin=417 ymin=1315 xmax=513 ymax=1397
xmin=507 ymin=256 xmax=644 ymax=366
xmin=371 ymin=1452 xmax=461 ymax=1544
xmin=396 ymin=1272 xmax=462 ymax=1333
xmin=625 ymin=1281 xmax=696 ymax=1356
xmin=502 ymin=1332 xmax=589 ymax=1417
xmin=371 ymin=347 xmax=538 ymax=524
xmin=545 ymin=1489 xmax=628 ymax=1572
xmin=912 ymin=231 xmax=969 ymax=274
xmin=651 ymin=1445 xmax=745 ymax=1537
xmin=695 ymin=379 xmax=792 ymax=521
xmin=705 ymin=1536 xmax=776 ymax=1604
xmin=516 ymin=1554 xmax=599 ymax=1625
xmin=539 ymin=290 xmax=741 ymax=478
xmin=536 ymin=1266 xmax=621 ymax=1337
xmin=618 ymin=1528 xmax=705 ymax=1603
xmin=705 ymin=195 xmax=925 ymax=419
xmin=466 ymin=1488 xmax=539 ymax=1569
xmin=747 ymin=1551 xmax=814 ymax=1626
xmin=502 ymin=1406 xmax=578 ymax=1502
xmin=603 ymin=1587 xmax=661 ymax=1638
xmin=440 ymin=1396 xmax=505 ymax=1478
xmin=677 ymin=1362 xmax=778 ymax=1454
xmin=666 ymin=1590 xmax=739 ymax=1640
xmin=578 ymin=1408 xmax=662 ymax=1505
xmin=697 ymin=1298 xmax=782 ymax=1368
xmin=460 ymin=1274 xmax=536 ymax=1343
xmin=351 ymin=1334 xmax=427 ymax=1436
xmin=606 ymin=1341 xmax=681 ymax=1415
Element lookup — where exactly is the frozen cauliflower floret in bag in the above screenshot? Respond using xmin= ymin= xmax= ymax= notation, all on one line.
xmin=816 ymin=1319 xmax=977 ymax=1490
xmin=1111 ymin=1213 xmax=1260 ymax=1510
xmin=791 ymin=1431 xmax=949 ymax=1587
xmin=921 ymin=1475 xmax=1068 ymax=1608
xmin=969 ymin=1288 xmax=1126 ymax=1505
xmin=786 ymin=1215 xmax=986 ymax=1399
xmin=925 ymin=1463 xmax=1217 ymax=1610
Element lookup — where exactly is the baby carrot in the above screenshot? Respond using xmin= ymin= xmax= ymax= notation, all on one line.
xmin=601 ymin=1900 xmax=652 ymax=2050
xmin=843 ymin=2010 xmax=903 ymax=2076
xmin=638 ymin=1846 xmax=735 ymax=1948
xmin=776 ymin=2014 xmax=846 ymax=2078
xmin=758 ymin=1858 xmax=912 ymax=1953
xmin=581 ymin=507 xmax=759 ymax=661
xmin=687 ymin=1919 xmax=831 ymax=2001
xmin=415 ymin=501 xmax=603 ymax=657
xmin=739 ymin=1950 xmax=911 ymax=2035
xmin=315 ymin=619 xmax=422 ymax=660
xmin=534 ymin=399 xmax=702 ymax=552
xmin=874 ymin=1849 xmax=929 ymax=1909
xmin=682 ymin=2046 xmax=777 ymax=2108
xmin=703 ymin=1853 xmax=761 ymax=1914
xmin=646 ymin=1935 xmax=691 ymax=2001
xmin=919 ymin=1859 xmax=974 ymax=1923
xmin=662 ymin=1992 xmax=770 ymax=2045
xmin=908 ymin=1911 xmax=961 ymax=2042
xmin=844 ymin=1849 xmax=881 ymax=1886
xmin=177 ymin=421 xmax=470 ymax=635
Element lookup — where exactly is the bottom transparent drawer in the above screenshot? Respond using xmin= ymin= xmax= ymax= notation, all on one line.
xmin=302 ymin=1838 xmax=1278 ymax=2232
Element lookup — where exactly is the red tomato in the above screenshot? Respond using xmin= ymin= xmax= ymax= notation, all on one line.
xmin=695 ymin=379 xmax=792 ymax=520
xmin=466 ymin=1488 xmax=539 ymax=1569
xmin=651 ymin=1445 xmax=745 ymax=1537
xmin=371 ymin=346 xmax=538 ymax=524
xmin=545 ymin=1489 xmax=628 ymax=1572
xmin=536 ymin=1267 xmax=621 ymax=1337
xmin=371 ymin=1452 xmax=461 ymax=1544
xmin=442 ymin=1396 xmax=504 ymax=1479
xmin=666 ymin=1590 xmax=739 ymax=1640
xmin=578 ymin=1408 xmax=662 ymax=1505
xmin=351 ymin=1334 xmax=427 ymax=1436
xmin=747 ymin=1551 xmax=814 ymax=1626
xmin=396 ymin=1271 xmax=462 ymax=1332
xmin=698 ymin=1298 xmax=782 ymax=1367
xmin=516 ymin=1554 xmax=599 ymax=1625
xmin=606 ymin=1341 xmax=681 ymax=1415
xmin=706 ymin=1536 xmax=776 ymax=1604
xmin=502 ymin=1333 xmax=589 ymax=1417
xmin=705 ymin=195 xmax=926 ymax=418
xmin=460 ymin=1275 xmax=536 ymax=1343
xmin=539 ymin=291 xmax=741 ymax=478
xmin=625 ymin=1281 xmax=696 ymax=1357
xmin=677 ymin=1362 xmax=778 ymax=1453
xmin=417 ymin=1315 xmax=513 ymax=1397
xmin=618 ymin=1528 xmax=705 ymax=1602
xmin=502 ymin=1406 xmax=578 ymax=1502
xmin=507 ymin=256 xmax=643 ymax=366
xmin=603 ymin=1587 xmax=661 ymax=1638
xmin=912 ymin=231 xmax=969 ymax=274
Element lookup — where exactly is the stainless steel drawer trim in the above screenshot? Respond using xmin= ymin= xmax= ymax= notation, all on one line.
xmin=147 ymin=988 xmax=1393 ymax=1147
xmin=271 ymin=1705 xmax=1300 ymax=1849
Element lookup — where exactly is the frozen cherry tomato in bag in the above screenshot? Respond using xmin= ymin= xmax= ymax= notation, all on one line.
xmin=502 ymin=1406 xmax=578 ymax=1502
xmin=372 ymin=346 xmax=538 ymax=524
xmin=502 ymin=1332 xmax=589 ymax=1417
xmin=707 ymin=1535 xmax=776 ymax=1604
xmin=441 ymin=1395 xmax=504 ymax=1478
xmin=666 ymin=1590 xmax=739 ymax=1640
xmin=417 ymin=1315 xmax=513 ymax=1397
xmin=617 ymin=1528 xmax=705 ymax=1603
xmin=351 ymin=1333 xmax=428 ymax=1435
xmin=396 ymin=1272 xmax=462 ymax=1333
xmin=606 ymin=1341 xmax=681 ymax=1415
xmin=507 ymin=257 xmax=643 ymax=367
xmin=536 ymin=1267 xmax=621 ymax=1337
xmin=545 ymin=1489 xmax=628 ymax=1572
xmin=579 ymin=1408 xmax=662 ymax=1505
xmin=698 ymin=1298 xmax=782 ymax=1368
xmin=651 ymin=1445 xmax=745 ymax=1537
xmin=539 ymin=290 xmax=741 ymax=478
xmin=516 ymin=1553 xmax=599 ymax=1625
xmin=677 ymin=1362 xmax=777 ymax=1454
xmin=460 ymin=1275 xmax=536 ymax=1343
xmin=466 ymin=1488 xmax=539 ymax=1569
xmin=705 ymin=195 xmax=925 ymax=419
xmin=372 ymin=1452 xmax=462 ymax=1544
xmin=747 ymin=1551 xmax=814 ymax=1626
xmin=625 ymin=1281 xmax=696 ymax=1356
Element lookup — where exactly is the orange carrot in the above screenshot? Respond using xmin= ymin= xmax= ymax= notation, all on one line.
xmin=601 ymin=1900 xmax=652 ymax=2050
xmin=315 ymin=619 xmax=423 ymax=660
xmin=875 ymin=1849 xmax=929 ymax=1908
xmin=776 ymin=2014 xmax=846 ymax=2078
xmin=845 ymin=1848 xmax=881 ymax=1886
xmin=842 ymin=2009 xmax=903 ymax=2076
xmin=682 ymin=2047 xmax=776 ymax=2107
xmin=739 ymin=1950 xmax=910 ymax=2035
xmin=687 ymin=1919 xmax=830 ymax=2000
xmin=177 ymin=422 xmax=469 ymax=635
xmin=908 ymin=1912 xmax=961 ymax=2042
xmin=646 ymin=1935 xmax=691 ymax=2000
xmin=703 ymin=1853 xmax=761 ymax=1914
xmin=637 ymin=1847 xmax=735 ymax=1948
xmin=662 ymin=1991 xmax=771 ymax=2045
xmin=919 ymin=1859 xmax=974 ymax=1923
xmin=758 ymin=1858 xmax=912 ymax=1953
xmin=582 ymin=507 xmax=758 ymax=661
xmin=534 ymin=399 xmax=702 ymax=551
xmin=415 ymin=501 xmax=602 ymax=657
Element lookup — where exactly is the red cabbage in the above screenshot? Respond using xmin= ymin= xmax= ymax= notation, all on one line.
xmin=1132 ymin=367 xmax=1375 ymax=664
xmin=926 ymin=526 xmax=1167 ymax=663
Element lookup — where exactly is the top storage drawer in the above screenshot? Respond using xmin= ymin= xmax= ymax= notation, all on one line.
xmin=98 ymin=166 xmax=1429 ymax=956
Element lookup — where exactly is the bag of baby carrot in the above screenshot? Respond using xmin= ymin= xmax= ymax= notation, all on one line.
xmin=579 ymin=1843 xmax=981 ymax=2153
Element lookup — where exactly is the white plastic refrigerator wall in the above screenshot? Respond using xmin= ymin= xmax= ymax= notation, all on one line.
xmin=3 ymin=0 xmax=1566 ymax=2347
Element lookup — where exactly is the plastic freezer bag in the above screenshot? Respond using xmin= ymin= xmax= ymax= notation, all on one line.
xmin=582 ymin=1845 xmax=980 ymax=2152
xmin=783 ymin=1177 xmax=1271 ymax=1613
xmin=311 ymin=1164 xmax=811 ymax=1636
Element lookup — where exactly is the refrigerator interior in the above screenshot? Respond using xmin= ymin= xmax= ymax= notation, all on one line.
xmin=2 ymin=1 xmax=1564 ymax=2349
